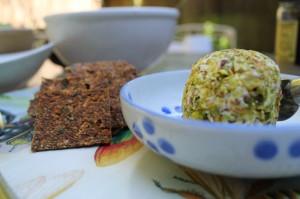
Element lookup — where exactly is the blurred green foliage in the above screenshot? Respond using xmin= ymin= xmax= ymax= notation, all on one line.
xmin=203 ymin=21 xmax=230 ymax=50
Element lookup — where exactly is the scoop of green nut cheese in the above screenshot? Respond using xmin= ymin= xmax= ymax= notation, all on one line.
xmin=182 ymin=49 xmax=282 ymax=124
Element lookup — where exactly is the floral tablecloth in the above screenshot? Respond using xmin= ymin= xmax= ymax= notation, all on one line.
xmin=1 ymin=87 xmax=300 ymax=199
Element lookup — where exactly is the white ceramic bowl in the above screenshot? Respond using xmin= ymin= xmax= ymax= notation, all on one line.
xmin=120 ymin=70 xmax=300 ymax=178
xmin=44 ymin=7 xmax=179 ymax=71
xmin=0 ymin=43 xmax=53 ymax=92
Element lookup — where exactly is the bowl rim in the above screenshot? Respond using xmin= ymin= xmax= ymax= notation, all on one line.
xmin=0 ymin=42 xmax=54 ymax=64
xmin=120 ymin=70 xmax=300 ymax=133
xmin=44 ymin=6 xmax=180 ymax=20
xmin=0 ymin=27 xmax=33 ymax=32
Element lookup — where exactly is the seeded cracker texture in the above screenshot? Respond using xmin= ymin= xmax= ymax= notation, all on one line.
xmin=28 ymin=60 xmax=138 ymax=129
xmin=31 ymin=88 xmax=111 ymax=152
xmin=182 ymin=49 xmax=282 ymax=124
xmin=64 ymin=60 xmax=138 ymax=129
xmin=29 ymin=60 xmax=139 ymax=152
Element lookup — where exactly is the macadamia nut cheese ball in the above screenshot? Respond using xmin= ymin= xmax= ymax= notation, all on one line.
xmin=182 ymin=49 xmax=282 ymax=124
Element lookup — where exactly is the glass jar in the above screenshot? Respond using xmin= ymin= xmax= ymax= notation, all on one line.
xmin=275 ymin=0 xmax=300 ymax=65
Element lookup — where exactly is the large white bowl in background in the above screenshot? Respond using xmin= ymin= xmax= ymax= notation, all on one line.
xmin=0 ymin=42 xmax=53 ymax=93
xmin=44 ymin=7 xmax=180 ymax=71
xmin=120 ymin=70 xmax=300 ymax=178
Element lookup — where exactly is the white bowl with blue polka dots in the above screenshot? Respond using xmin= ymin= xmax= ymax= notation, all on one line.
xmin=120 ymin=70 xmax=300 ymax=178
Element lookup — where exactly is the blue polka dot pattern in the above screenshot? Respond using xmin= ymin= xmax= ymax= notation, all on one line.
xmin=175 ymin=106 xmax=182 ymax=113
xmin=161 ymin=105 xmax=182 ymax=115
xmin=162 ymin=107 xmax=171 ymax=114
xmin=254 ymin=140 xmax=278 ymax=160
xmin=147 ymin=140 xmax=159 ymax=153
xmin=143 ymin=117 xmax=155 ymax=135
xmin=132 ymin=116 xmax=179 ymax=156
xmin=289 ymin=140 xmax=300 ymax=158
xmin=158 ymin=138 xmax=175 ymax=154
xmin=132 ymin=122 xmax=143 ymax=139
xmin=128 ymin=93 xmax=132 ymax=101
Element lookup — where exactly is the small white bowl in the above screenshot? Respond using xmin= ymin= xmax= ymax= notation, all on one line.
xmin=120 ymin=70 xmax=300 ymax=178
xmin=44 ymin=7 xmax=179 ymax=71
xmin=0 ymin=43 xmax=53 ymax=92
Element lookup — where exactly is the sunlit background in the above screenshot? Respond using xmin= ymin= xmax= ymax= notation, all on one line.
xmin=0 ymin=0 xmax=278 ymax=53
